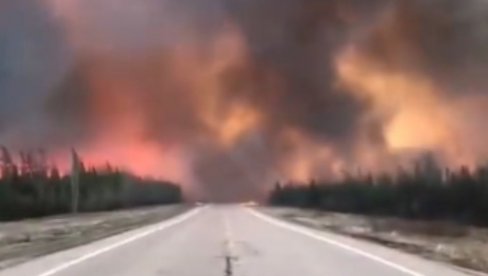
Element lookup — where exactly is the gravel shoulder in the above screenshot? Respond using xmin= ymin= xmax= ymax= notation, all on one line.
xmin=262 ymin=207 xmax=488 ymax=275
xmin=0 ymin=205 xmax=190 ymax=270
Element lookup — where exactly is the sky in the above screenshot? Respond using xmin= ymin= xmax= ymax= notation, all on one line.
xmin=1 ymin=0 xmax=488 ymax=200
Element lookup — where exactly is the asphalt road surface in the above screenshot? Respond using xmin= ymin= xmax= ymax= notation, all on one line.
xmin=0 ymin=205 xmax=474 ymax=276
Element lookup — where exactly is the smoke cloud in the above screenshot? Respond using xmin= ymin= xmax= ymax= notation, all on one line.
xmin=1 ymin=0 xmax=488 ymax=200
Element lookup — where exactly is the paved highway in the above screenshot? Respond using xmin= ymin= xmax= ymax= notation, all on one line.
xmin=0 ymin=205 xmax=473 ymax=276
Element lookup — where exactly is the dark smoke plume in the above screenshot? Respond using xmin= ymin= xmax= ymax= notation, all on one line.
xmin=1 ymin=0 xmax=488 ymax=200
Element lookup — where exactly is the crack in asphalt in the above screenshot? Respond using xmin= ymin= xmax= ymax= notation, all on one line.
xmin=224 ymin=255 xmax=233 ymax=276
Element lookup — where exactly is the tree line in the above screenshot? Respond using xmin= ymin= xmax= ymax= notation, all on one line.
xmin=269 ymin=155 xmax=488 ymax=225
xmin=0 ymin=147 xmax=182 ymax=221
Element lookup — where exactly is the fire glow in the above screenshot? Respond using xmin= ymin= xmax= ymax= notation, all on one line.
xmin=2 ymin=0 xmax=488 ymax=200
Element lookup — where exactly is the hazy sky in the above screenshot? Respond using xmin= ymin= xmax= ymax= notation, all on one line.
xmin=1 ymin=0 xmax=488 ymax=200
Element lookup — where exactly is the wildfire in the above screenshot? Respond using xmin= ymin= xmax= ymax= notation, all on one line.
xmin=45 ymin=19 xmax=259 ymax=184
xmin=279 ymin=129 xmax=344 ymax=182
xmin=4 ymin=0 xmax=488 ymax=201
xmin=336 ymin=46 xmax=477 ymax=168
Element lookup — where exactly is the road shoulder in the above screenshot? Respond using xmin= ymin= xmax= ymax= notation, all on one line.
xmin=0 ymin=205 xmax=190 ymax=270
xmin=258 ymin=207 xmax=487 ymax=276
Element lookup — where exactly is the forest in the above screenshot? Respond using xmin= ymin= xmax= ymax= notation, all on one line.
xmin=270 ymin=155 xmax=488 ymax=225
xmin=0 ymin=147 xmax=182 ymax=221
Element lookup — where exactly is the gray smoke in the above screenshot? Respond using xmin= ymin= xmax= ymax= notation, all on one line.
xmin=0 ymin=0 xmax=73 ymax=147
xmin=357 ymin=0 xmax=488 ymax=95
xmin=1 ymin=0 xmax=488 ymax=200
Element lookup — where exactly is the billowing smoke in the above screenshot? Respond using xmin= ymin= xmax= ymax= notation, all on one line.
xmin=337 ymin=0 xmax=488 ymax=168
xmin=1 ymin=0 xmax=488 ymax=201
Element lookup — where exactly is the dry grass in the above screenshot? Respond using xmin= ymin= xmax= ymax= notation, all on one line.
xmin=0 ymin=205 xmax=188 ymax=270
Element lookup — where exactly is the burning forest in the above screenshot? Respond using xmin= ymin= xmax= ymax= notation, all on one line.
xmin=1 ymin=0 xmax=488 ymax=201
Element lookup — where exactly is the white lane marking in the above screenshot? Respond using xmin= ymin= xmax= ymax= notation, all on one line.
xmin=247 ymin=208 xmax=425 ymax=276
xmin=38 ymin=207 xmax=203 ymax=276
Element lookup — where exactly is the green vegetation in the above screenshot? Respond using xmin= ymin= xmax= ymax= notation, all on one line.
xmin=0 ymin=147 xmax=182 ymax=221
xmin=270 ymin=156 xmax=488 ymax=225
